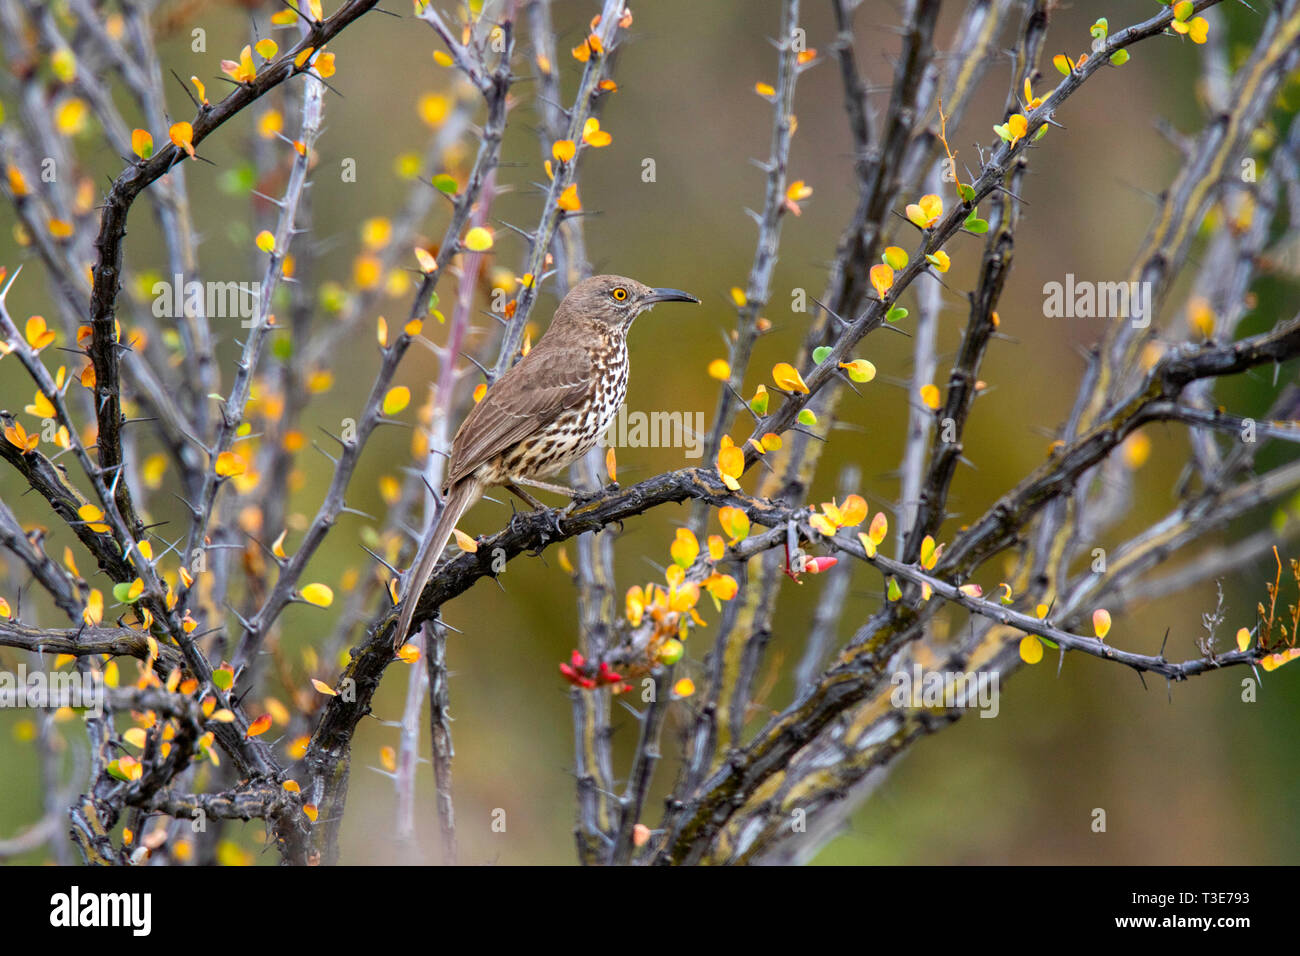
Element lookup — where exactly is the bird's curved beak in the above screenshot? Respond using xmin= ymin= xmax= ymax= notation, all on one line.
xmin=644 ymin=288 xmax=700 ymax=305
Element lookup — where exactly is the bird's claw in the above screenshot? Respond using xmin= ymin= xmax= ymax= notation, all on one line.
xmin=567 ymin=482 xmax=614 ymax=510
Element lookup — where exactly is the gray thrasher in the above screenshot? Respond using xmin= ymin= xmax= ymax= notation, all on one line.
xmin=392 ymin=274 xmax=699 ymax=646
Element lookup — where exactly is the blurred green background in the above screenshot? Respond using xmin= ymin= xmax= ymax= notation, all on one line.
xmin=2 ymin=0 xmax=1298 ymax=865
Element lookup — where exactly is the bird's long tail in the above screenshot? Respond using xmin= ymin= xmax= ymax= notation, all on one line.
xmin=392 ymin=477 xmax=483 ymax=648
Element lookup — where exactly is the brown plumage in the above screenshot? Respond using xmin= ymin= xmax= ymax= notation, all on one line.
xmin=393 ymin=274 xmax=698 ymax=646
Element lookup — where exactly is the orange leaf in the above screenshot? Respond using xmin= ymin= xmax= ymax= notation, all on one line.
xmin=557 ymin=184 xmax=581 ymax=212
xmin=168 ymin=122 xmax=195 ymax=158
xmin=246 ymin=714 xmax=272 ymax=737
xmin=772 ymin=362 xmax=809 ymax=394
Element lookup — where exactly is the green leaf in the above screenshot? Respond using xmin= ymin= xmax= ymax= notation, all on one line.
xmin=432 ymin=174 xmax=458 ymax=194
xmin=993 ymin=123 xmax=1011 ymax=143
xmin=963 ymin=209 xmax=988 ymax=234
xmin=797 ymin=409 xmax=817 ymax=426
xmin=1089 ymin=18 xmax=1108 ymax=40
xmin=886 ymin=306 xmax=909 ymax=323
xmin=812 ymin=346 xmax=833 ymax=364
xmin=1110 ymin=49 xmax=1129 ymax=66
xmin=219 ymin=163 xmax=256 ymax=196
xmin=112 ymin=582 xmax=134 ymax=604
xmin=957 ymin=183 xmax=976 ymax=202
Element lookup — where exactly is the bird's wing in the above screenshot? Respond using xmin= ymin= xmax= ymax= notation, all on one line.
xmin=446 ymin=345 xmax=594 ymax=485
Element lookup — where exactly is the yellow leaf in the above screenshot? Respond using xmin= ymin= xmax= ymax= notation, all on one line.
xmin=55 ymin=98 xmax=88 ymax=136
xmin=786 ymin=180 xmax=813 ymax=202
xmin=1236 ymin=627 xmax=1250 ymax=652
xmin=582 ymin=118 xmax=611 ymax=147
xmin=707 ymin=358 xmax=730 ymax=380
xmin=729 ymin=287 xmax=747 ymax=307
xmin=301 ymin=583 xmax=334 ymax=607
xmin=868 ymin=511 xmax=888 ymax=546
xmin=311 ymin=678 xmax=337 ymax=696
xmin=382 ymin=386 xmax=410 ymax=415
xmin=557 ymin=184 xmax=581 ymax=212
xmin=463 ymin=226 xmax=493 ymax=252
xmin=905 ymin=193 xmax=943 ymax=229
xmin=883 ymin=246 xmax=909 ymax=270
xmin=1019 ymin=634 xmax=1043 ymax=664
xmin=77 ymin=504 xmax=110 ymax=534
xmin=716 ymin=444 xmax=745 ymax=491
xmin=670 ymin=528 xmax=699 ymax=569
xmin=414 ymin=247 xmax=438 ymax=273
xmin=552 ymin=139 xmax=576 ymax=163
xmin=215 ymin=451 xmax=246 ymax=477
xmin=25 ymin=391 xmax=56 ymax=418
xmin=605 ymin=446 xmax=617 ymax=483
xmin=1092 ymin=608 xmax=1111 ymax=640
xmin=705 ymin=573 xmax=738 ymax=601
xmin=673 ymin=678 xmax=695 ymax=698
xmin=4 ymin=422 xmax=38 ymax=453
xmin=82 ymin=589 xmax=104 ymax=626
xmin=755 ymin=82 xmax=775 ymax=97
xmin=131 ymin=129 xmax=153 ymax=159
xmin=51 ymin=47 xmax=77 ymax=83
xmin=1122 ymin=432 xmax=1151 ymax=469
xmin=772 ymin=362 xmax=809 ymax=394
xmin=919 ymin=384 xmax=941 ymax=410
xmin=26 ymin=314 xmax=56 ymax=349
xmin=221 ymin=45 xmax=257 ymax=83
xmin=839 ymin=359 xmax=876 ymax=383
xmin=837 ymin=495 xmax=867 ymax=527
xmin=1005 ymin=113 xmax=1028 ymax=144
xmin=718 ymin=506 xmax=750 ymax=542
xmin=453 ymin=528 xmax=478 ymax=553
xmin=169 ymin=122 xmax=195 ymax=158
xmin=255 ymin=38 xmax=278 ymax=59
xmin=314 ymin=51 xmax=336 ymax=78
xmin=255 ymin=230 xmax=276 ymax=254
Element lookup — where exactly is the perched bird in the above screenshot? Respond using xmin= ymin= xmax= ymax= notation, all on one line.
xmin=392 ymin=274 xmax=699 ymax=646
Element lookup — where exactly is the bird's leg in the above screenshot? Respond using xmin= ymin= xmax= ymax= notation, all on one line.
xmin=504 ymin=481 xmax=548 ymax=512
xmin=506 ymin=479 xmax=567 ymax=536
xmin=512 ymin=477 xmax=584 ymax=500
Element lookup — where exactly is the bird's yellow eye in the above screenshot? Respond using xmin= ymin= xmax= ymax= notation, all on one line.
xmin=612 ymin=287 xmax=628 ymax=301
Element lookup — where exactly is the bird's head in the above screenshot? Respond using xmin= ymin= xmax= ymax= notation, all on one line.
xmin=559 ymin=274 xmax=699 ymax=331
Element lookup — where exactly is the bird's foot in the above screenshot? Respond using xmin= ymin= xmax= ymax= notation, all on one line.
xmin=565 ymin=482 xmax=615 ymax=512
xmin=507 ymin=507 xmax=530 ymax=536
